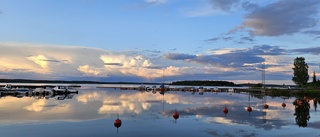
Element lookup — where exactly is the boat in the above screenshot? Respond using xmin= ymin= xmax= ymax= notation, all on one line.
xmin=198 ymin=87 xmax=205 ymax=95
xmin=15 ymin=88 xmax=30 ymax=98
xmin=52 ymin=85 xmax=78 ymax=93
xmin=152 ymin=85 xmax=157 ymax=91
xmin=137 ymin=84 xmax=146 ymax=91
xmin=0 ymin=84 xmax=12 ymax=91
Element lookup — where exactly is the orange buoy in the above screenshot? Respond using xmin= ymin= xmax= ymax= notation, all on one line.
xmin=263 ymin=104 xmax=269 ymax=109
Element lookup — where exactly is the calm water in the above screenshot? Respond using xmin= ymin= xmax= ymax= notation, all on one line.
xmin=0 ymin=84 xmax=319 ymax=137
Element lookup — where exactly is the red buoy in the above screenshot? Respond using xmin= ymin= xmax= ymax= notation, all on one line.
xmin=263 ymin=104 xmax=269 ymax=109
xmin=114 ymin=118 xmax=122 ymax=128
xmin=247 ymin=106 xmax=252 ymax=112
xmin=282 ymin=102 xmax=286 ymax=108
xmin=223 ymin=107 xmax=228 ymax=115
xmin=173 ymin=110 xmax=179 ymax=120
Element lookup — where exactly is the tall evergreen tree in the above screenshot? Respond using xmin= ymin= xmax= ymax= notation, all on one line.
xmin=292 ymin=57 xmax=309 ymax=87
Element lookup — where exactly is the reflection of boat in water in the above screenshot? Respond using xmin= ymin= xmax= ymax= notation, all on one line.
xmin=198 ymin=87 xmax=204 ymax=95
xmin=0 ymin=85 xmax=78 ymax=100
xmin=52 ymin=85 xmax=78 ymax=93
xmin=152 ymin=85 xmax=157 ymax=91
xmin=159 ymin=84 xmax=165 ymax=95
xmin=138 ymin=84 xmax=146 ymax=91
xmin=15 ymin=88 xmax=30 ymax=98
xmin=0 ymin=84 xmax=12 ymax=91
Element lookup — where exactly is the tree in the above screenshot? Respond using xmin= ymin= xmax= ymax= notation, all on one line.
xmin=292 ymin=57 xmax=309 ymax=87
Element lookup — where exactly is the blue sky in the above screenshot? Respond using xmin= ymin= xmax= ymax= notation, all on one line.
xmin=0 ymin=0 xmax=319 ymax=85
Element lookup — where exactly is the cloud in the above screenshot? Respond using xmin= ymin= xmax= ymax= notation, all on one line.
xmin=163 ymin=53 xmax=196 ymax=60
xmin=0 ymin=42 xmax=317 ymax=84
xmin=303 ymin=30 xmax=320 ymax=35
xmin=241 ymin=1 xmax=259 ymax=11
xmin=186 ymin=0 xmax=242 ymax=17
xmin=209 ymin=0 xmax=240 ymax=12
xmin=0 ymin=42 xmax=185 ymax=80
xmin=77 ymin=65 xmax=101 ymax=76
xmin=145 ymin=0 xmax=167 ymax=5
xmin=165 ymin=45 xmax=286 ymax=68
xmin=291 ymin=47 xmax=320 ymax=55
xmin=204 ymin=37 xmax=220 ymax=43
xmin=240 ymin=36 xmax=254 ymax=42
xmin=239 ymin=0 xmax=320 ymax=36
xmin=104 ymin=63 xmax=123 ymax=66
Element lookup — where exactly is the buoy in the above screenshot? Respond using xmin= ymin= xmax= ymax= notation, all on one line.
xmin=114 ymin=115 xmax=122 ymax=133
xmin=247 ymin=106 xmax=252 ymax=112
xmin=223 ymin=107 xmax=228 ymax=115
xmin=282 ymin=102 xmax=286 ymax=108
xmin=173 ymin=110 xmax=179 ymax=120
xmin=114 ymin=118 xmax=122 ymax=128
xmin=264 ymin=104 xmax=269 ymax=109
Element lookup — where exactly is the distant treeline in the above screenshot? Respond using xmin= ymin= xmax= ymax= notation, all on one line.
xmin=0 ymin=79 xmax=104 ymax=84
xmin=0 ymin=79 xmax=160 ymax=85
xmin=170 ymin=80 xmax=237 ymax=86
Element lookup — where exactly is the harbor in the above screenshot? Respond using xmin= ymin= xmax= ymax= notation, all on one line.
xmin=0 ymin=84 xmax=79 ymax=99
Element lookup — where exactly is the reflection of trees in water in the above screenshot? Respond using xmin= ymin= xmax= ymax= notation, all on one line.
xmin=313 ymin=98 xmax=317 ymax=112
xmin=293 ymin=98 xmax=310 ymax=127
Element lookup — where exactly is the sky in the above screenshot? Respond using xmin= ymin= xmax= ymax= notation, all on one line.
xmin=0 ymin=0 xmax=320 ymax=85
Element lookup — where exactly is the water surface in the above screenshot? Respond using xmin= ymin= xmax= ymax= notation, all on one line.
xmin=0 ymin=84 xmax=319 ymax=137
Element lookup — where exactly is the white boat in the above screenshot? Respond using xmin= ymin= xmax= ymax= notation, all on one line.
xmin=53 ymin=86 xmax=77 ymax=93
xmin=0 ymin=84 xmax=12 ymax=91
xmin=228 ymin=88 xmax=234 ymax=95
xmin=198 ymin=87 xmax=205 ymax=95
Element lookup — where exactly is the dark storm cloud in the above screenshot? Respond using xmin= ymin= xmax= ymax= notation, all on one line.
xmin=241 ymin=0 xmax=320 ymax=36
xmin=209 ymin=0 xmax=240 ymax=12
xmin=291 ymin=47 xmax=320 ymax=55
xmin=164 ymin=45 xmax=286 ymax=68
